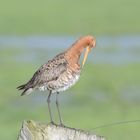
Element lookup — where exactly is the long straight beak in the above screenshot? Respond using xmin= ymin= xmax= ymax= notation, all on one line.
xmin=82 ymin=46 xmax=91 ymax=67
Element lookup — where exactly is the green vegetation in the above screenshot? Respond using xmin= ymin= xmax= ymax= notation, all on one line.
xmin=0 ymin=0 xmax=140 ymax=35
xmin=0 ymin=0 xmax=140 ymax=139
xmin=0 ymin=47 xmax=140 ymax=140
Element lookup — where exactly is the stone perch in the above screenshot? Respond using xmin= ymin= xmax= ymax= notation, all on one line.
xmin=18 ymin=120 xmax=105 ymax=140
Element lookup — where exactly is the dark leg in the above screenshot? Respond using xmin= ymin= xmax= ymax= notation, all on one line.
xmin=56 ymin=92 xmax=63 ymax=125
xmin=47 ymin=91 xmax=54 ymax=124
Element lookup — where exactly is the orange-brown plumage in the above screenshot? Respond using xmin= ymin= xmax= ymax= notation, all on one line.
xmin=17 ymin=35 xmax=96 ymax=125
xmin=65 ymin=35 xmax=96 ymax=66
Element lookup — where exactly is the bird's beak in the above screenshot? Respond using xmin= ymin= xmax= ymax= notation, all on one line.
xmin=82 ymin=46 xmax=91 ymax=67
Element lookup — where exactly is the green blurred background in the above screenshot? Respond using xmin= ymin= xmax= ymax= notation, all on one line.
xmin=0 ymin=0 xmax=140 ymax=139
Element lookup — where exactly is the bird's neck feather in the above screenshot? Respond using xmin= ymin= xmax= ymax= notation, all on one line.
xmin=65 ymin=42 xmax=86 ymax=65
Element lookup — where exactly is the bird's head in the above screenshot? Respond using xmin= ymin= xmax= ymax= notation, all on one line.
xmin=66 ymin=35 xmax=96 ymax=67
xmin=81 ymin=35 xmax=96 ymax=67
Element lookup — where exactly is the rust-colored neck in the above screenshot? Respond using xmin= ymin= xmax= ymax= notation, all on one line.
xmin=65 ymin=38 xmax=89 ymax=66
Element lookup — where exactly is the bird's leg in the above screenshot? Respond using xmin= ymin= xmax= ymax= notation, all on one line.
xmin=47 ymin=91 xmax=54 ymax=124
xmin=56 ymin=92 xmax=63 ymax=126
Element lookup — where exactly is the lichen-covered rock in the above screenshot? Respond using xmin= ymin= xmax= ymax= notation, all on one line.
xmin=18 ymin=120 xmax=105 ymax=140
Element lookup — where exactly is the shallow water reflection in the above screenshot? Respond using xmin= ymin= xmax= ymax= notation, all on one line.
xmin=0 ymin=35 xmax=140 ymax=64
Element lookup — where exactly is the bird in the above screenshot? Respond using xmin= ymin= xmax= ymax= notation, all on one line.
xmin=17 ymin=35 xmax=96 ymax=125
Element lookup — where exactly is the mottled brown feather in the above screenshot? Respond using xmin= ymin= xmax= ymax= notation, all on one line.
xmin=17 ymin=53 xmax=68 ymax=95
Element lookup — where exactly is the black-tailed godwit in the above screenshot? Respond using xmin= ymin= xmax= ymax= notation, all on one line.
xmin=17 ymin=35 xmax=96 ymax=125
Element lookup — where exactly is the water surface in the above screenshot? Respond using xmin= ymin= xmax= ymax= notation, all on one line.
xmin=0 ymin=35 xmax=140 ymax=64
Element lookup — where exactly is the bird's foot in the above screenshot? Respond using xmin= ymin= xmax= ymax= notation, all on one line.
xmin=59 ymin=122 xmax=66 ymax=127
xmin=49 ymin=121 xmax=57 ymax=126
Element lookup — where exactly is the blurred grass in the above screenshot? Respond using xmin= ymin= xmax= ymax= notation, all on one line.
xmin=0 ymin=0 xmax=140 ymax=35
xmin=0 ymin=0 xmax=140 ymax=139
xmin=0 ymin=47 xmax=140 ymax=140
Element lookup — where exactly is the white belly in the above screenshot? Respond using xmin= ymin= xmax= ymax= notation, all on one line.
xmin=38 ymin=71 xmax=80 ymax=93
xmin=53 ymin=74 xmax=80 ymax=93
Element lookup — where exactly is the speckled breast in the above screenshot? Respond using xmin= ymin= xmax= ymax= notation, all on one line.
xmin=47 ymin=69 xmax=80 ymax=93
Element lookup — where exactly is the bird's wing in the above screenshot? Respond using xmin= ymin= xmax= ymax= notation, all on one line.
xmin=17 ymin=53 xmax=68 ymax=94
xmin=29 ymin=53 xmax=67 ymax=87
xmin=43 ymin=56 xmax=68 ymax=83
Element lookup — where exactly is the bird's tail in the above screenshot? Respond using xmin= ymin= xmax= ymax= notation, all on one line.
xmin=17 ymin=83 xmax=33 ymax=96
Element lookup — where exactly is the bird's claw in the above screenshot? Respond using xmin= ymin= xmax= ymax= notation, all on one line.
xmin=49 ymin=121 xmax=56 ymax=125
xmin=59 ymin=123 xmax=65 ymax=127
